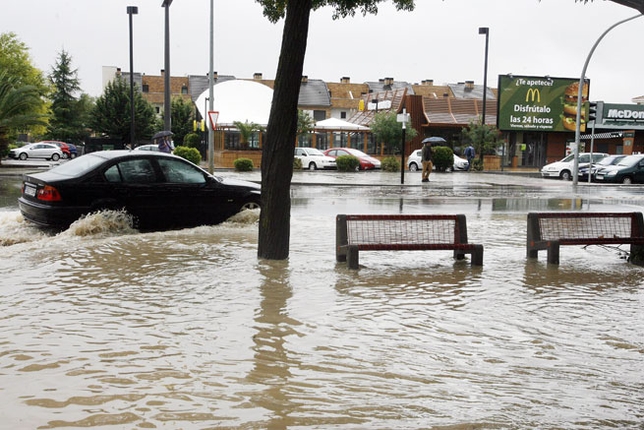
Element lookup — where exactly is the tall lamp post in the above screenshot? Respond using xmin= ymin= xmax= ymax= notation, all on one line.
xmin=162 ymin=0 xmax=173 ymax=132
xmin=572 ymin=13 xmax=643 ymax=186
xmin=127 ymin=6 xmax=138 ymax=148
xmin=478 ymin=27 xmax=489 ymax=162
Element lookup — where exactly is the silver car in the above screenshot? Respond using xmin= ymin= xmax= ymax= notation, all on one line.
xmin=8 ymin=143 xmax=63 ymax=161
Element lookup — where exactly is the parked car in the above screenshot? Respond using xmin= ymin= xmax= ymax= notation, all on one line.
xmin=541 ymin=152 xmax=608 ymax=180
xmin=294 ymin=147 xmax=337 ymax=170
xmin=134 ymin=144 xmax=161 ymax=152
xmin=44 ymin=141 xmax=76 ymax=159
xmin=8 ymin=142 xmax=63 ymax=161
xmin=577 ymin=154 xmax=626 ymax=182
xmin=322 ymin=148 xmax=381 ymax=170
xmin=406 ymin=149 xmax=469 ymax=172
xmin=595 ymin=154 xmax=644 ymax=184
xmin=18 ymin=150 xmax=261 ymax=231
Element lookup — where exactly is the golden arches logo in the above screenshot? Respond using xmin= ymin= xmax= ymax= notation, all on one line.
xmin=525 ymin=88 xmax=541 ymax=103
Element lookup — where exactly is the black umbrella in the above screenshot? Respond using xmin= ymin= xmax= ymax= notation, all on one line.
xmin=152 ymin=130 xmax=173 ymax=140
xmin=422 ymin=137 xmax=446 ymax=144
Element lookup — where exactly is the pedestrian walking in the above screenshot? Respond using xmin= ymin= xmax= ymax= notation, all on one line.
xmin=465 ymin=144 xmax=475 ymax=171
xmin=421 ymin=140 xmax=433 ymax=182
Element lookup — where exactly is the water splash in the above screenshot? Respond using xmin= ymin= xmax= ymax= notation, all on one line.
xmin=63 ymin=209 xmax=137 ymax=238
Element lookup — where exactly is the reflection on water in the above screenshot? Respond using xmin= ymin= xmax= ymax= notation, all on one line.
xmin=1 ymin=178 xmax=643 ymax=429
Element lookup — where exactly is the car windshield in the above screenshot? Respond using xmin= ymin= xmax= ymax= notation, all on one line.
xmin=45 ymin=153 xmax=107 ymax=177
xmin=306 ymin=149 xmax=325 ymax=156
xmin=597 ymin=156 xmax=624 ymax=166
xmin=616 ymin=155 xmax=644 ymax=167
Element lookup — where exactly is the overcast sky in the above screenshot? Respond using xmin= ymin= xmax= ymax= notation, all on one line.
xmin=2 ymin=0 xmax=642 ymax=104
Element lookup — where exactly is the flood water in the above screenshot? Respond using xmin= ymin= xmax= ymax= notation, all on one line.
xmin=1 ymin=169 xmax=643 ymax=429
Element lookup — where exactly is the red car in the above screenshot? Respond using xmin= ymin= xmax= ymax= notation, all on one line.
xmin=322 ymin=148 xmax=381 ymax=170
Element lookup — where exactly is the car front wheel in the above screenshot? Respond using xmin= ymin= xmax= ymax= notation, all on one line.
xmin=240 ymin=199 xmax=261 ymax=212
xmin=622 ymin=176 xmax=633 ymax=184
xmin=51 ymin=153 xmax=61 ymax=161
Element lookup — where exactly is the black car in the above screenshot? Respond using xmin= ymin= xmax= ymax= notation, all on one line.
xmin=577 ymin=154 xmax=626 ymax=182
xmin=595 ymin=154 xmax=644 ymax=184
xmin=18 ymin=150 xmax=261 ymax=231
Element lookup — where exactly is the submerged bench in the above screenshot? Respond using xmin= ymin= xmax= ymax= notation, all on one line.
xmin=526 ymin=211 xmax=644 ymax=264
xmin=335 ymin=214 xmax=483 ymax=269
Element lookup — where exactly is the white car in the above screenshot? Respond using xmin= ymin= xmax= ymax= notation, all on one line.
xmin=541 ymin=152 xmax=608 ymax=180
xmin=295 ymin=147 xmax=337 ymax=170
xmin=8 ymin=142 xmax=63 ymax=161
xmin=134 ymin=144 xmax=161 ymax=152
xmin=406 ymin=149 xmax=469 ymax=172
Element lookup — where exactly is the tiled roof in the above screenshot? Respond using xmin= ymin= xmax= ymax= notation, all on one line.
xmin=298 ymin=78 xmax=331 ymax=107
xmin=189 ymin=74 xmax=236 ymax=100
xmin=424 ymin=98 xmax=496 ymax=126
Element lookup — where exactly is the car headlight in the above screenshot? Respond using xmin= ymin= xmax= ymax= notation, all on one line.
xmin=606 ymin=170 xmax=617 ymax=177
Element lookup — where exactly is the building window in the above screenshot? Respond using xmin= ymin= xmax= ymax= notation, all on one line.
xmin=313 ymin=110 xmax=326 ymax=121
xmin=142 ymin=84 xmax=149 ymax=93
xmin=181 ymin=85 xmax=188 ymax=95
xmin=340 ymin=112 xmax=347 ymax=119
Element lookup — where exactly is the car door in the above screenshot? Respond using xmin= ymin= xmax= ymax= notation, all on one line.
xmin=634 ymin=159 xmax=644 ymax=183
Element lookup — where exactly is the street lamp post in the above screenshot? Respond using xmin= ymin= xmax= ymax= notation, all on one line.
xmin=127 ymin=6 xmax=138 ymax=148
xmin=572 ymin=13 xmax=643 ymax=186
xmin=478 ymin=27 xmax=489 ymax=162
xmin=162 ymin=0 xmax=173 ymax=132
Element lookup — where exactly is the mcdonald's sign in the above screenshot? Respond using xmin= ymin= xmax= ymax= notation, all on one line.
xmin=497 ymin=74 xmax=590 ymax=133
xmin=525 ymin=88 xmax=541 ymax=103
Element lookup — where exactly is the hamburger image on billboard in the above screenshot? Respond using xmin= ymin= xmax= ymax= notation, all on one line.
xmin=562 ymin=81 xmax=589 ymax=131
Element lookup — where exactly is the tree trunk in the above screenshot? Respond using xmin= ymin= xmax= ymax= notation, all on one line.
xmin=257 ymin=0 xmax=312 ymax=260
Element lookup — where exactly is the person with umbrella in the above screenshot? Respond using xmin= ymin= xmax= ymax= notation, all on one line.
xmin=153 ymin=130 xmax=174 ymax=153
xmin=421 ymin=137 xmax=437 ymax=182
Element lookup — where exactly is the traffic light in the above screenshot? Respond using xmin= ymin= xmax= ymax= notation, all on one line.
xmin=587 ymin=101 xmax=598 ymax=123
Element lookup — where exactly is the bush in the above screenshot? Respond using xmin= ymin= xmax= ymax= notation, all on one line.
xmin=183 ymin=133 xmax=201 ymax=149
xmin=336 ymin=155 xmax=360 ymax=172
xmin=471 ymin=158 xmax=484 ymax=171
xmin=381 ymin=156 xmax=400 ymax=172
xmin=173 ymin=146 xmax=202 ymax=165
xmin=432 ymin=146 xmax=454 ymax=172
xmin=293 ymin=157 xmax=303 ymax=170
xmin=233 ymin=158 xmax=254 ymax=172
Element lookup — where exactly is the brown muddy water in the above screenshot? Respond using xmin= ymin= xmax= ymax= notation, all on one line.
xmin=0 ymin=170 xmax=643 ymax=429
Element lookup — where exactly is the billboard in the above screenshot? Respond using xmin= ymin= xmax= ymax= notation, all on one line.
xmin=497 ymin=75 xmax=590 ymax=132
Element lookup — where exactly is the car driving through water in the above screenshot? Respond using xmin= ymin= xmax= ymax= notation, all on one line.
xmin=18 ymin=150 xmax=261 ymax=231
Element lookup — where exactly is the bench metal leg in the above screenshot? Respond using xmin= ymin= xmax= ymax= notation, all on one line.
xmin=346 ymin=245 xmax=359 ymax=270
xmin=547 ymin=241 xmax=560 ymax=265
xmin=471 ymin=245 xmax=484 ymax=266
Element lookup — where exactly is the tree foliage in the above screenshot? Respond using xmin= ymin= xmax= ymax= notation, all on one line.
xmin=233 ymin=120 xmax=265 ymax=146
xmin=461 ymin=120 xmax=503 ymax=157
xmin=0 ymin=70 xmax=49 ymax=161
xmin=0 ymin=32 xmax=49 ymax=138
xmin=370 ymin=111 xmax=418 ymax=154
xmin=256 ymin=0 xmax=416 ymax=260
xmin=170 ymin=96 xmax=194 ymax=146
xmin=90 ymin=77 xmax=156 ymax=143
xmin=47 ymin=50 xmax=92 ymax=143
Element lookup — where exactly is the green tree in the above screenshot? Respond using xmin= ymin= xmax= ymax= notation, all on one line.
xmin=171 ymin=96 xmax=193 ymax=146
xmin=257 ymin=0 xmax=415 ymax=260
xmin=370 ymin=111 xmax=418 ymax=154
xmin=90 ymin=77 xmax=156 ymax=143
xmin=233 ymin=120 xmax=264 ymax=148
xmin=47 ymin=50 xmax=92 ymax=143
xmin=0 ymin=70 xmax=48 ymax=163
xmin=0 ymin=32 xmax=49 ymax=137
xmin=461 ymin=120 xmax=503 ymax=159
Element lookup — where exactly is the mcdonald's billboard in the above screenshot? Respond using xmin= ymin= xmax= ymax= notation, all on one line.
xmin=497 ymin=74 xmax=590 ymax=132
